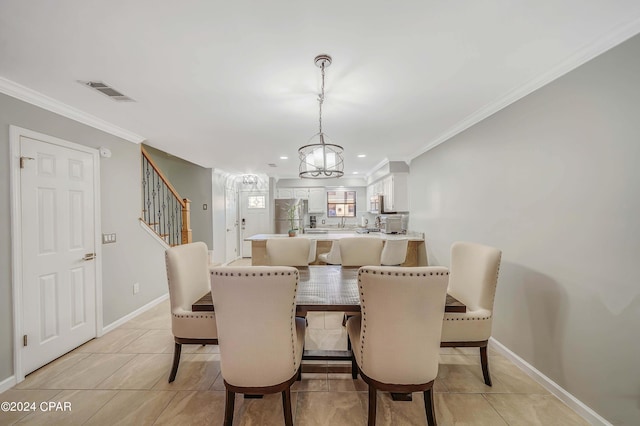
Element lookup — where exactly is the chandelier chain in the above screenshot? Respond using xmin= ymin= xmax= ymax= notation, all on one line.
xmin=318 ymin=62 xmax=325 ymax=136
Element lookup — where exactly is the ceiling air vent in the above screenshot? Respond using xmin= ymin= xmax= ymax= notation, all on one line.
xmin=79 ymin=80 xmax=135 ymax=102
xmin=268 ymin=163 xmax=278 ymax=167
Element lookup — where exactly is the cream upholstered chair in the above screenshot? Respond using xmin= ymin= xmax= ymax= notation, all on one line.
xmin=380 ymin=238 xmax=409 ymax=266
xmin=165 ymin=242 xmax=218 ymax=383
xmin=308 ymin=239 xmax=318 ymax=264
xmin=318 ymin=241 xmax=342 ymax=265
xmin=339 ymin=237 xmax=384 ymax=325
xmin=339 ymin=237 xmax=383 ymax=266
xmin=266 ymin=237 xmax=311 ymax=266
xmin=441 ymin=241 xmax=502 ymax=386
xmin=210 ymin=266 xmax=305 ymax=426
xmin=347 ymin=266 xmax=449 ymax=426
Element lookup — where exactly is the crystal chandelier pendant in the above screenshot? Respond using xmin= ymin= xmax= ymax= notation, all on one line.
xmin=299 ymin=55 xmax=344 ymax=179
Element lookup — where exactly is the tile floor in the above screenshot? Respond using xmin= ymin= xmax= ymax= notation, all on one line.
xmin=1 ymin=272 xmax=589 ymax=425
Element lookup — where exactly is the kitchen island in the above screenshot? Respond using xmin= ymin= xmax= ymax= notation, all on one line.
xmin=245 ymin=231 xmax=427 ymax=266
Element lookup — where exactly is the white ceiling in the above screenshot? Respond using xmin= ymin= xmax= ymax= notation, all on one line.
xmin=2 ymin=1 xmax=640 ymax=179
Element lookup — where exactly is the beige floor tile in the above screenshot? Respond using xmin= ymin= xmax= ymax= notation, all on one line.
xmin=15 ymin=389 xmax=117 ymax=426
xmin=117 ymin=329 xmax=174 ymax=354
xmin=438 ymin=354 xmax=509 ymax=393
xmin=96 ymin=353 xmax=173 ymax=390
xmin=179 ymin=342 xmax=220 ymax=354
xmin=435 ymin=393 xmax=508 ymax=425
xmin=490 ymin=356 xmax=549 ymax=394
xmin=295 ymin=391 xmax=366 ymax=426
xmin=84 ymin=390 xmax=176 ymax=426
xmin=233 ymin=392 xmax=299 ymax=426
xmin=305 ymin=328 xmax=347 ymax=351
xmin=327 ymin=374 xmax=368 ymax=392
xmin=0 ymin=389 xmax=61 ymax=424
xmin=153 ymin=390 xmax=225 ymax=425
xmin=16 ymin=353 xmax=91 ymax=389
xmin=325 ymin=312 xmax=347 ymax=329
xmin=292 ymin=373 xmax=329 ymax=392
xmin=484 ymin=393 xmax=589 ymax=426
xmin=40 ymin=353 xmax=136 ymax=389
xmin=363 ymin=391 xmax=439 ymax=426
xmin=153 ymin=354 xmax=221 ymax=391
xmin=306 ymin=312 xmax=325 ymax=329
xmin=75 ymin=328 xmax=148 ymax=353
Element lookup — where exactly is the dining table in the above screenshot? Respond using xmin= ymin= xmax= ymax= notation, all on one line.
xmin=194 ymin=265 xmax=466 ymax=314
xmin=195 ymin=265 xmax=465 ymax=401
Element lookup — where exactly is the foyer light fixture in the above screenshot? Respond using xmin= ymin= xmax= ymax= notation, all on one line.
xmin=299 ymin=54 xmax=344 ymax=179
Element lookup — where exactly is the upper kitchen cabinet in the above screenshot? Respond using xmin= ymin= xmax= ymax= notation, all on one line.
xmin=308 ymin=188 xmax=325 ymax=213
xmin=293 ymin=188 xmax=310 ymax=199
xmin=277 ymin=188 xmax=294 ymax=198
xmin=277 ymin=187 xmax=309 ymax=199
xmin=382 ymin=173 xmax=409 ymax=212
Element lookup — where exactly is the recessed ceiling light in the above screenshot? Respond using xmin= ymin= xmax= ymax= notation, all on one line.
xmin=280 ymin=156 xmax=288 ymax=160
xmin=357 ymin=154 xmax=366 ymax=158
xmin=352 ymin=171 xmax=359 ymax=174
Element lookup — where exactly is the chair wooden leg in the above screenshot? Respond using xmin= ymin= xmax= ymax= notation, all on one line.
xmin=368 ymin=385 xmax=377 ymax=426
xmin=282 ymin=388 xmax=293 ymax=426
xmin=350 ymin=347 xmax=358 ymax=380
xmin=168 ymin=342 xmax=182 ymax=383
xmin=424 ymin=388 xmax=436 ymax=426
xmin=479 ymin=345 xmax=492 ymax=386
xmin=224 ymin=389 xmax=235 ymax=426
xmin=296 ymin=364 xmax=302 ymax=381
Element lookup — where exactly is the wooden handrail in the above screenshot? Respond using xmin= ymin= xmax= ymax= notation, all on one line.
xmin=141 ymin=146 xmax=186 ymax=208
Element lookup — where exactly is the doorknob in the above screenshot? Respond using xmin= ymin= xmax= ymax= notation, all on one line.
xmin=83 ymin=253 xmax=96 ymax=261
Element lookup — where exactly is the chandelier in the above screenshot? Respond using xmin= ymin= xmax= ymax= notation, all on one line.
xmin=299 ymin=54 xmax=344 ymax=179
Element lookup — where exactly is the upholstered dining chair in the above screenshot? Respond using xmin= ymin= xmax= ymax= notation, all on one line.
xmin=347 ymin=266 xmax=449 ymax=426
xmin=339 ymin=237 xmax=383 ymax=267
xmin=339 ymin=237 xmax=384 ymax=326
xmin=380 ymin=238 xmax=409 ymax=266
xmin=441 ymin=241 xmax=502 ymax=386
xmin=165 ymin=242 xmax=218 ymax=383
xmin=308 ymin=239 xmax=318 ymax=264
xmin=266 ymin=237 xmax=311 ymax=266
xmin=210 ymin=266 xmax=305 ymax=426
xmin=318 ymin=240 xmax=342 ymax=265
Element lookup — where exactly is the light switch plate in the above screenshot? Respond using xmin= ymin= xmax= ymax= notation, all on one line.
xmin=102 ymin=233 xmax=117 ymax=244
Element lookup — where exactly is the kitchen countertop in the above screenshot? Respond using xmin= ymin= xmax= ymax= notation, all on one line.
xmin=245 ymin=231 xmax=424 ymax=241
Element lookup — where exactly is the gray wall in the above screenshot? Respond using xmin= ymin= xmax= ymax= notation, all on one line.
xmin=142 ymin=144 xmax=213 ymax=248
xmin=409 ymin=34 xmax=640 ymax=424
xmin=0 ymin=93 xmax=168 ymax=382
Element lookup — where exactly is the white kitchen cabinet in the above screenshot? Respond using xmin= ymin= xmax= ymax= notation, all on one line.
xmin=277 ymin=188 xmax=294 ymax=198
xmin=382 ymin=173 xmax=408 ymax=212
xmin=293 ymin=188 xmax=309 ymax=199
xmin=277 ymin=187 xmax=309 ymax=199
xmin=308 ymin=188 xmax=325 ymax=213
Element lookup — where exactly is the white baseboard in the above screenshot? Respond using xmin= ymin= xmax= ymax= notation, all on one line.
xmin=489 ymin=337 xmax=611 ymax=426
xmin=0 ymin=375 xmax=16 ymax=394
xmin=102 ymin=293 xmax=169 ymax=334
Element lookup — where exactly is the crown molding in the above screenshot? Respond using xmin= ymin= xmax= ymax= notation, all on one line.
xmin=408 ymin=16 xmax=640 ymax=163
xmin=0 ymin=76 xmax=145 ymax=144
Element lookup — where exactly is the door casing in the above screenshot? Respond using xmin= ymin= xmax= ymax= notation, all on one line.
xmin=9 ymin=125 xmax=103 ymax=383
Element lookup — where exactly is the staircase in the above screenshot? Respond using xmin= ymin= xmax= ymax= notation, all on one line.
xmin=140 ymin=146 xmax=192 ymax=246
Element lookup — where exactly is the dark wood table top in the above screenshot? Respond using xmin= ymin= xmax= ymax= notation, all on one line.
xmin=194 ymin=265 xmax=466 ymax=313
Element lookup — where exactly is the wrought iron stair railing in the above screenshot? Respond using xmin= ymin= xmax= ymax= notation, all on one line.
xmin=141 ymin=146 xmax=192 ymax=246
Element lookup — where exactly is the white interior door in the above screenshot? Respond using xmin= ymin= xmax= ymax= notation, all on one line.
xmin=19 ymin=135 xmax=98 ymax=375
xmin=240 ymin=191 xmax=269 ymax=257
xmin=225 ymin=187 xmax=238 ymax=262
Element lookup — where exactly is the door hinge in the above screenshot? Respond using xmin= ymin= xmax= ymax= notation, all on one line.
xmin=20 ymin=156 xmax=35 ymax=169
xmin=23 ymin=335 xmax=28 ymax=347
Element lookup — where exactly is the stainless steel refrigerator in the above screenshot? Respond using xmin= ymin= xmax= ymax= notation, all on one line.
xmin=274 ymin=199 xmax=308 ymax=234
